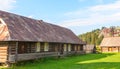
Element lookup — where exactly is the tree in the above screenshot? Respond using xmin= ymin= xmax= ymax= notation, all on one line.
xmin=110 ymin=26 xmax=115 ymax=37
xmin=78 ymin=28 xmax=103 ymax=45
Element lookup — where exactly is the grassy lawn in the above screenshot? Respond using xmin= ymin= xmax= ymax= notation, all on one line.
xmin=1 ymin=53 xmax=120 ymax=69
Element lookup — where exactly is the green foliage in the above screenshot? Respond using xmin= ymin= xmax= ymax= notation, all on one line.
xmin=110 ymin=26 xmax=115 ymax=37
xmin=79 ymin=26 xmax=120 ymax=45
xmin=96 ymin=45 xmax=101 ymax=53
xmin=79 ymin=29 xmax=103 ymax=45
xmin=2 ymin=53 xmax=120 ymax=69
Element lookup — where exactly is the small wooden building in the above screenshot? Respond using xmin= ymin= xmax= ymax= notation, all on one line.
xmin=0 ymin=10 xmax=86 ymax=64
xmin=84 ymin=45 xmax=94 ymax=53
xmin=100 ymin=37 xmax=120 ymax=52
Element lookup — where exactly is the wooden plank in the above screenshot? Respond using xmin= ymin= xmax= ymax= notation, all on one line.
xmin=0 ymin=52 xmax=7 ymax=54
xmin=77 ymin=51 xmax=85 ymax=54
xmin=0 ymin=53 xmax=7 ymax=56
xmin=8 ymin=55 xmax=15 ymax=63
xmin=0 ymin=50 xmax=7 ymax=53
xmin=0 ymin=49 xmax=7 ymax=50
xmin=0 ymin=46 xmax=8 ymax=48
xmin=0 ymin=45 xmax=8 ymax=63
xmin=0 ymin=47 xmax=8 ymax=50
xmin=0 ymin=56 xmax=7 ymax=59
xmin=17 ymin=52 xmax=59 ymax=61
xmin=0 ymin=53 xmax=7 ymax=54
xmin=0 ymin=59 xmax=7 ymax=62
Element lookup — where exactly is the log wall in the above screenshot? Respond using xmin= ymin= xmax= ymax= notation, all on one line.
xmin=7 ymin=42 xmax=85 ymax=63
xmin=101 ymin=47 xmax=120 ymax=52
xmin=0 ymin=42 xmax=8 ymax=63
xmin=112 ymin=47 xmax=118 ymax=52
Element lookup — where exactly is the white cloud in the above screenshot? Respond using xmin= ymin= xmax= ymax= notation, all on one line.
xmin=79 ymin=0 xmax=104 ymax=3
xmin=89 ymin=0 xmax=120 ymax=12
xmin=0 ymin=0 xmax=16 ymax=11
xmin=61 ymin=0 xmax=120 ymax=27
xmin=28 ymin=15 xmax=33 ymax=18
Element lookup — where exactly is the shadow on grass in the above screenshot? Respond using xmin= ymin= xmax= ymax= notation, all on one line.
xmin=76 ymin=62 xmax=120 ymax=69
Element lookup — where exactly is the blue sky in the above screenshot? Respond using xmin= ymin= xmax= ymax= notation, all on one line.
xmin=0 ymin=0 xmax=120 ymax=35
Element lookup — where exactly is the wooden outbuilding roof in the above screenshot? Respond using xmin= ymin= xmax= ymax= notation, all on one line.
xmin=100 ymin=37 xmax=120 ymax=47
xmin=0 ymin=10 xmax=85 ymax=44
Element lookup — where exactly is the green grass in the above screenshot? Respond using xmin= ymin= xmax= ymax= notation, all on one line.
xmin=1 ymin=53 xmax=120 ymax=69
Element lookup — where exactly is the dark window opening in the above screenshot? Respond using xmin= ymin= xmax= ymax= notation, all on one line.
xmin=40 ymin=42 xmax=44 ymax=52
xmin=71 ymin=44 xmax=75 ymax=51
xmin=18 ymin=42 xmax=36 ymax=54
xmin=80 ymin=45 xmax=83 ymax=51
xmin=49 ymin=43 xmax=56 ymax=52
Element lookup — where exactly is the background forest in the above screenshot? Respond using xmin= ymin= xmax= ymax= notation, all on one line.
xmin=78 ymin=26 xmax=120 ymax=45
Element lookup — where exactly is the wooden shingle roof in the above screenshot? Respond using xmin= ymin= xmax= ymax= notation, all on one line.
xmin=0 ymin=10 xmax=85 ymax=44
xmin=100 ymin=37 xmax=120 ymax=47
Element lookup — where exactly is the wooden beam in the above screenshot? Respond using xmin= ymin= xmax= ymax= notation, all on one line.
xmin=15 ymin=42 xmax=18 ymax=62
xmin=15 ymin=52 xmax=59 ymax=61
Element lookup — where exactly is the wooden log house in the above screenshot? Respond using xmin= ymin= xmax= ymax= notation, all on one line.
xmin=0 ymin=10 xmax=86 ymax=64
xmin=100 ymin=37 xmax=120 ymax=52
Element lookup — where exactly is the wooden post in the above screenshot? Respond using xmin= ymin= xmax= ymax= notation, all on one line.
xmin=15 ymin=42 xmax=18 ymax=62
xmin=101 ymin=47 xmax=102 ymax=52
xmin=111 ymin=47 xmax=113 ymax=52
xmin=118 ymin=47 xmax=120 ymax=52
xmin=119 ymin=47 xmax=120 ymax=52
xmin=8 ymin=42 xmax=11 ymax=59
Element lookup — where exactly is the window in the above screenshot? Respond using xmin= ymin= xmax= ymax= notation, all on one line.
xmin=18 ymin=42 xmax=26 ymax=54
xmin=40 ymin=42 xmax=44 ymax=52
xmin=71 ymin=44 xmax=75 ymax=51
xmin=108 ymin=47 xmax=112 ymax=51
xmin=64 ymin=44 xmax=67 ymax=52
xmin=80 ymin=45 xmax=83 ymax=51
xmin=68 ymin=44 xmax=71 ymax=51
xmin=49 ymin=43 xmax=56 ymax=52
xmin=18 ymin=42 xmax=36 ymax=54
xmin=36 ymin=42 xmax=40 ymax=52
xmin=44 ymin=43 xmax=49 ymax=51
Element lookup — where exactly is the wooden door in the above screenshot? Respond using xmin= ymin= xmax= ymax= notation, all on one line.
xmin=108 ymin=47 xmax=112 ymax=52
